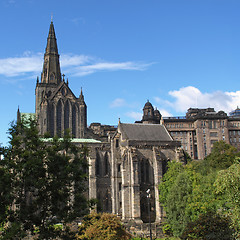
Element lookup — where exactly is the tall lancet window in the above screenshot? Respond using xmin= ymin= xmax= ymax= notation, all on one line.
xmin=95 ymin=152 xmax=101 ymax=176
xmin=64 ymin=100 xmax=70 ymax=134
xmin=57 ymin=100 xmax=63 ymax=137
xmin=72 ymin=105 xmax=77 ymax=137
xmin=47 ymin=102 xmax=54 ymax=137
xmin=104 ymin=152 xmax=109 ymax=175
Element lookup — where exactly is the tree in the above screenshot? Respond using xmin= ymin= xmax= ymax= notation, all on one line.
xmin=159 ymin=161 xmax=184 ymax=206
xmin=0 ymin=147 xmax=12 ymax=227
xmin=214 ymin=158 xmax=240 ymax=237
xmin=165 ymin=171 xmax=193 ymax=236
xmin=159 ymin=161 xmax=225 ymax=237
xmin=76 ymin=212 xmax=131 ymax=240
xmin=159 ymin=142 xmax=240 ymax=238
xmin=181 ymin=211 xmax=234 ymax=240
xmin=1 ymin=117 xmax=89 ymax=239
xmin=204 ymin=141 xmax=239 ymax=171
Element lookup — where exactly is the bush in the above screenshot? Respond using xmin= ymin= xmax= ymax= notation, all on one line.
xmin=181 ymin=211 xmax=234 ymax=240
xmin=76 ymin=212 xmax=132 ymax=240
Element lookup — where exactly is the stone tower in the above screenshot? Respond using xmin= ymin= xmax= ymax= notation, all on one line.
xmin=141 ymin=100 xmax=161 ymax=124
xmin=35 ymin=21 xmax=87 ymax=138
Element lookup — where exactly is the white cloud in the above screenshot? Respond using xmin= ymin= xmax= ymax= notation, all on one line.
xmin=0 ymin=53 xmax=42 ymax=77
xmin=0 ymin=52 xmax=152 ymax=78
xmin=125 ymin=111 xmax=142 ymax=120
xmin=162 ymin=86 xmax=240 ymax=114
xmin=60 ymin=54 xmax=92 ymax=67
xmin=159 ymin=109 xmax=173 ymax=117
xmin=71 ymin=61 xmax=152 ymax=76
xmin=110 ymin=98 xmax=126 ymax=108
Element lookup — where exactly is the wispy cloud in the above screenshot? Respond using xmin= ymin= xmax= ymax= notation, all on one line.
xmin=0 ymin=53 xmax=42 ymax=77
xmin=125 ymin=111 xmax=142 ymax=120
xmin=110 ymin=98 xmax=127 ymax=108
xmin=70 ymin=17 xmax=86 ymax=26
xmin=155 ymin=86 xmax=240 ymax=115
xmin=70 ymin=61 xmax=152 ymax=76
xmin=0 ymin=52 xmax=152 ymax=79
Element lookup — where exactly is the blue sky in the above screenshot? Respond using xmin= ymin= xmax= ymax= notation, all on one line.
xmin=0 ymin=0 xmax=240 ymax=146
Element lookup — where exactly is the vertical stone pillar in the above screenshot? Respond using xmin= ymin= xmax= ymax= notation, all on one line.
xmin=129 ymin=151 xmax=141 ymax=221
xmin=88 ymin=155 xmax=97 ymax=204
xmin=110 ymin=140 xmax=117 ymax=215
xmin=153 ymin=147 xmax=163 ymax=222
xmin=121 ymin=155 xmax=130 ymax=220
xmin=69 ymin=103 xmax=72 ymax=134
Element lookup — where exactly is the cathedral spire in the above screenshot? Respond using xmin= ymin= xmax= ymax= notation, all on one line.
xmin=41 ymin=21 xmax=61 ymax=84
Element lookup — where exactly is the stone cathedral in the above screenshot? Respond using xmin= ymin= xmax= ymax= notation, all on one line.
xmin=35 ymin=22 xmax=87 ymax=138
xmin=20 ymin=21 xmax=183 ymax=234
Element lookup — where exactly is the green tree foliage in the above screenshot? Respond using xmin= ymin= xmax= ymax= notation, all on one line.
xmin=0 ymin=147 xmax=12 ymax=227
xmin=181 ymin=211 xmax=234 ymax=240
xmin=204 ymin=140 xmax=239 ymax=171
xmin=76 ymin=212 xmax=132 ymax=240
xmin=159 ymin=141 xmax=240 ymax=238
xmin=159 ymin=161 xmax=184 ymax=206
xmin=0 ymin=117 xmax=89 ymax=239
xmin=165 ymin=171 xmax=192 ymax=236
xmin=214 ymin=158 xmax=240 ymax=236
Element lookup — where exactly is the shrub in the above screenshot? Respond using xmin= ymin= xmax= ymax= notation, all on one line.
xmin=76 ymin=212 xmax=131 ymax=240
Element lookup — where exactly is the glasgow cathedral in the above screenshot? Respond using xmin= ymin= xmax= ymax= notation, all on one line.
xmin=18 ymin=21 xmax=240 ymax=235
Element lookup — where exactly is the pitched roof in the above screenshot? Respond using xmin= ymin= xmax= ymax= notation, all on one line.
xmin=119 ymin=123 xmax=172 ymax=142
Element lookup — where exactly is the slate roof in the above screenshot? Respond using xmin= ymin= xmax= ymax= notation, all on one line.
xmin=119 ymin=123 xmax=172 ymax=142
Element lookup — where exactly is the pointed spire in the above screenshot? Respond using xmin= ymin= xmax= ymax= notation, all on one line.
xmin=46 ymin=21 xmax=57 ymax=54
xmin=79 ymin=87 xmax=84 ymax=102
xmin=41 ymin=21 xmax=61 ymax=84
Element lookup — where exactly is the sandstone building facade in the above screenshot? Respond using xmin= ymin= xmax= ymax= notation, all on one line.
xmin=163 ymin=107 xmax=240 ymax=160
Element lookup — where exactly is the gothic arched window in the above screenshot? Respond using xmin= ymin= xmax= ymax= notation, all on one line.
xmin=57 ymin=100 xmax=63 ymax=137
xmin=95 ymin=152 xmax=101 ymax=176
xmin=64 ymin=101 xmax=70 ymax=134
xmin=72 ymin=105 xmax=77 ymax=137
xmin=104 ymin=152 xmax=109 ymax=175
xmin=47 ymin=102 xmax=54 ymax=137
xmin=141 ymin=159 xmax=150 ymax=183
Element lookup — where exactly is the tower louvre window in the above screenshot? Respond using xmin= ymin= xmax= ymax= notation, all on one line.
xmin=50 ymin=73 xmax=55 ymax=82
